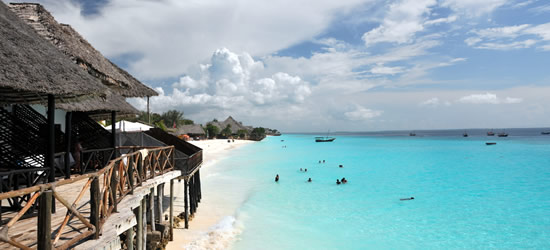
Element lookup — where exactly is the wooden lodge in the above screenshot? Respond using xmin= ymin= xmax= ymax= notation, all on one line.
xmin=0 ymin=2 xmax=203 ymax=249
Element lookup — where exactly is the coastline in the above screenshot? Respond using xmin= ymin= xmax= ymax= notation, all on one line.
xmin=166 ymin=139 xmax=256 ymax=249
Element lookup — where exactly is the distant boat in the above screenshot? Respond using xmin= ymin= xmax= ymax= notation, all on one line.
xmin=542 ymin=131 xmax=550 ymax=135
xmin=497 ymin=132 xmax=508 ymax=137
xmin=486 ymin=142 xmax=497 ymax=145
xmin=487 ymin=130 xmax=495 ymax=136
xmin=463 ymin=131 xmax=468 ymax=137
xmin=316 ymin=130 xmax=335 ymax=142
xmin=409 ymin=132 xmax=416 ymax=136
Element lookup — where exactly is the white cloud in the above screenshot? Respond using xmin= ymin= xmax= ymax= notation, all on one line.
xmin=420 ymin=97 xmax=440 ymax=106
xmin=424 ymin=15 xmax=458 ymax=25
xmin=475 ymin=39 xmax=537 ymax=50
xmin=370 ymin=65 xmax=404 ymax=75
xmin=28 ymin=0 xmax=369 ymax=79
xmin=458 ymin=93 xmax=523 ymax=104
xmin=344 ymin=106 xmax=383 ymax=121
xmin=441 ymin=0 xmax=510 ymax=16
xmin=362 ymin=0 xmax=437 ymax=46
xmin=474 ymin=24 xmax=530 ymax=39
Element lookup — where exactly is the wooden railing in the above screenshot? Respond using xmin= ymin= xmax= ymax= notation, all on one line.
xmin=0 ymin=146 xmax=174 ymax=249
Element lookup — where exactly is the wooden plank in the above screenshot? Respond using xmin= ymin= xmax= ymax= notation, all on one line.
xmin=37 ymin=190 xmax=52 ymax=250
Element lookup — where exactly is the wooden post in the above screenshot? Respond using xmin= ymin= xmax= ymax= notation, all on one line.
xmin=147 ymin=96 xmax=150 ymax=124
xmin=64 ymin=112 xmax=72 ymax=179
xmin=111 ymin=111 xmax=116 ymax=155
xmin=110 ymin=168 xmax=118 ymax=213
xmin=90 ymin=177 xmax=100 ymax=239
xmin=149 ymin=188 xmax=156 ymax=231
xmin=184 ymin=179 xmax=189 ymax=229
xmin=135 ymin=202 xmax=143 ymax=250
xmin=169 ymin=179 xmax=174 ymax=240
xmin=38 ymin=190 xmax=52 ymax=250
xmin=126 ymin=227 xmax=134 ymax=250
xmin=46 ymin=95 xmax=56 ymax=214
xmin=142 ymin=198 xmax=147 ymax=249
xmin=156 ymin=183 xmax=163 ymax=224
xmin=197 ymin=170 xmax=201 ymax=202
xmin=128 ymin=155 xmax=134 ymax=195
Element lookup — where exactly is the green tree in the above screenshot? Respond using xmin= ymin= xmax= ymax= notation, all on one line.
xmin=155 ymin=120 xmax=168 ymax=131
xmin=206 ymin=123 xmax=220 ymax=139
xmin=161 ymin=110 xmax=184 ymax=127
xmin=221 ymin=124 xmax=232 ymax=137
xmin=250 ymin=127 xmax=266 ymax=140
xmin=237 ymin=129 xmax=248 ymax=139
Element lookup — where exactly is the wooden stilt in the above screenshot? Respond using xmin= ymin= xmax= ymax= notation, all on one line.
xmin=197 ymin=170 xmax=202 ymax=202
xmin=184 ymin=179 xmax=189 ymax=229
xmin=142 ymin=198 xmax=147 ymax=249
xmin=126 ymin=227 xmax=134 ymax=250
xmin=38 ymin=190 xmax=52 ymax=250
xmin=135 ymin=202 xmax=143 ymax=250
xmin=46 ymin=95 xmax=56 ymax=214
xmin=156 ymin=183 xmax=163 ymax=223
xmin=149 ymin=188 xmax=156 ymax=231
xmin=169 ymin=179 xmax=174 ymax=241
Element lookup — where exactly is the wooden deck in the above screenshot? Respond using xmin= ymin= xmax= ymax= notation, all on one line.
xmin=0 ymin=177 xmax=92 ymax=249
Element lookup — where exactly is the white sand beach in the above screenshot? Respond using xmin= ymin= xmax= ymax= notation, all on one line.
xmin=166 ymin=139 xmax=256 ymax=249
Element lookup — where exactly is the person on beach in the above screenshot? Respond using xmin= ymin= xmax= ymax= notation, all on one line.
xmin=400 ymin=197 xmax=414 ymax=201
xmin=275 ymin=174 xmax=279 ymax=182
xmin=308 ymin=178 xmax=312 ymax=182
xmin=336 ymin=179 xmax=341 ymax=185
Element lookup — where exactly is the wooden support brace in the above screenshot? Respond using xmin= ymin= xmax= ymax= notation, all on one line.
xmin=38 ymin=190 xmax=52 ymax=250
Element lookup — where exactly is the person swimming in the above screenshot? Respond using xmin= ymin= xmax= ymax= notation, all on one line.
xmin=275 ymin=174 xmax=279 ymax=182
xmin=400 ymin=197 xmax=414 ymax=201
xmin=305 ymin=168 xmax=307 ymax=172
xmin=341 ymin=177 xmax=347 ymax=184
xmin=323 ymin=160 xmax=325 ymax=163
xmin=319 ymin=160 xmax=321 ymax=164
xmin=307 ymin=178 xmax=312 ymax=182
xmin=336 ymin=179 xmax=341 ymax=185
xmin=339 ymin=164 xmax=343 ymax=168
xmin=300 ymin=168 xmax=303 ymax=171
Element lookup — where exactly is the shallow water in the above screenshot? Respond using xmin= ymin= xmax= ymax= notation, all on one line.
xmin=194 ymin=132 xmax=550 ymax=249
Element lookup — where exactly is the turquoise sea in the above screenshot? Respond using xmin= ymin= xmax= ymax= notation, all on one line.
xmin=198 ymin=129 xmax=550 ymax=249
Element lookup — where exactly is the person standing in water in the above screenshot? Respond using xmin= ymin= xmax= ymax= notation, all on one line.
xmin=336 ymin=179 xmax=341 ymax=185
xmin=308 ymin=178 xmax=312 ymax=182
xmin=275 ymin=174 xmax=279 ymax=182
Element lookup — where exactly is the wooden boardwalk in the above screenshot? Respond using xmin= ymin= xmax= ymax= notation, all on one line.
xmin=0 ymin=178 xmax=92 ymax=249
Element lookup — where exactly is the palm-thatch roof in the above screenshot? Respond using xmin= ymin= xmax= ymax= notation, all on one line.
xmin=9 ymin=3 xmax=158 ymax=98
xmin=175 ymin=124 xmax=205 ymax=135
xmin=209 ymin=116 xmax=251 ymax=134
xmin=0 ymin=1 xmax=107 ymax=104
xmin=56 ymin=90 xmax=138 ymax=114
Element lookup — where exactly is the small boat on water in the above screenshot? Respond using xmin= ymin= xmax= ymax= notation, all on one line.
xmin=463 ymin=132 xmax=468 ymax=137
xmin=315 ymin=137 xmax=335 ymax=142
xmin=409 ymin=132 xmax=416 ymax=136
xmin=542 ymin=131 xmax=550 ymax=135
xmin=497 ymin=132 xmax=508 ymax=137
xmin=316 ymin=130 xmax=335 ymax=142
xmin=486 ymin=142 xmax=497 ymax=145
xmin=487 ymin=130 xmax=495 ymax=136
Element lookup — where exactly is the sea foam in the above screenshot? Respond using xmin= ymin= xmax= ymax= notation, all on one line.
xmin=184 ymin=216 xmax=242 ymax=250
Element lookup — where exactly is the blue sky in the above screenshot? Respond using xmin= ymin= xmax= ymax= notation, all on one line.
xmin=9 ymin=0 xmax=550 ymax=132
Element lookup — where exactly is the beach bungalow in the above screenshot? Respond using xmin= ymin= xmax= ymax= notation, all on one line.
xmin=174 ymin=124 xmax=206 ymax=140
xmin=0 ymin=3 xmax=203 ymax=249
xmin=207 ymin=116 xmax=252 ymax=138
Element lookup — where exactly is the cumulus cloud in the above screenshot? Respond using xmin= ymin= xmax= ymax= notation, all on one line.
xmin=133 ymin=48 xmax=311 ymax=114
xmin=362 ymin=0 xmax=437 ymax=46
xmin=344 ymin=106 xmax=383 ymax=121
xmin=458 ymin=93 xmax=523 ymax=104
xmin=23 ymin=0 xmax=368 ymax=79
xmin=420 ymin=97 xmax=440 ymax=107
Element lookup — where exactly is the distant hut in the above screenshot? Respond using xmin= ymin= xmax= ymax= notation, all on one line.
xmin=174 ymin=124 xmax=206 ymax=140
xmin=207 ymin=116 xmax=251 ymax=138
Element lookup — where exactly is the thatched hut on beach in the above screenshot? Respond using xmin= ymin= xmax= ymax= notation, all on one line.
xmin=0 ymin=1 xmax=108 ymax=104
xmin=174 ymin=124 xmax=206 ymax=139
xmin=9 ymin=3 xmax=158 ymax=98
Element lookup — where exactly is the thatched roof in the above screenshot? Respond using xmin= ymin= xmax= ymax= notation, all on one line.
xmin=56 ymin=90 xmax=138 ymax=114
xmin=0 ymin=1 xmax=108 ymax=104
xmin=209 ymin=116 xmax=250 ymax=134
xmin=175 ymin=124 xmax=205 ymax=135
xmin=9 ymin=3 xmax=158 ymax=98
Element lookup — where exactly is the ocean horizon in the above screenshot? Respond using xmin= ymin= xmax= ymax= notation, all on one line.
xmin=189 ymin=130 xmax=550 ymax=249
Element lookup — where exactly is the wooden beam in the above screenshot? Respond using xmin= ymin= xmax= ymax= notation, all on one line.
xmin=149 ymin=188 xmax=155 ymax=231
xmin=38 ymin=190 xmax=52 ymax=250
xmin=64 ymin=112 xmax=72 ymax=179
xmin=184 ymin=180 xmax=189 ymax=229
xmin=90 ymin=177 xmax=100 ymax=239
xmin=156 ymin=183 xmax=163 ymax=224
xmin=169 ymin=179 xmax=174 ymax=241
xmin=135 ymin=201 xmax=143 ymax=250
